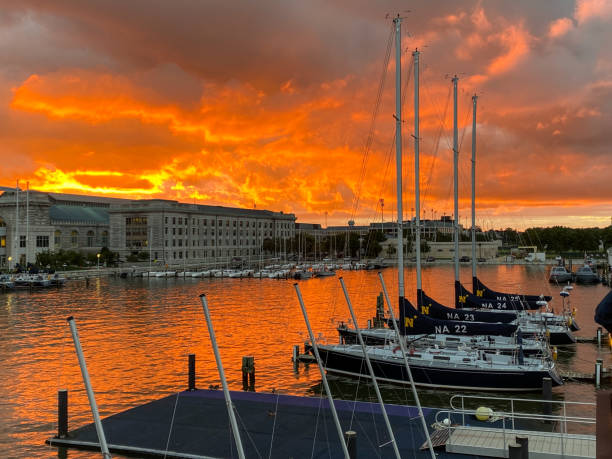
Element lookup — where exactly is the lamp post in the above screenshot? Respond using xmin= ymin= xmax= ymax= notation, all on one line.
xmin=8 ymin=256 xmax=12 ymax=271
xmin=96 ymin=253 xmax=100 ymax=270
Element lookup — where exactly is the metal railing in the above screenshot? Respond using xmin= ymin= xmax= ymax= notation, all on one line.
xmin=436 ymin=394 xmax=595 ymax=457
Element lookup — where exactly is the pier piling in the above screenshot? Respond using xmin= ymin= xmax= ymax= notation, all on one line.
xmin=242 ymin=356 xmax=255 ymax=391
xmin=508 ymin=442 xmax=524 ymax=459
xmin=57 ymin=389 xmax=68 ymax=438
xmin=542 ymin=377 xmax=552 ymax=422
xmin=596 ymin=359 xmax=603 ymax=388
xmin=598 ymin=327 xmax=603 ymax=347
xmin=188 ymin=354 xmax=196 ymax=391
xmin=292 ymin=345 xmax=299 ymax=363
xmin=344 ymin=430 xmax=357 ymax=459
xmin=596 ymin=390 xmax=612 ymax=458
xmin=515 ymin=435 xmax=528 ymax=459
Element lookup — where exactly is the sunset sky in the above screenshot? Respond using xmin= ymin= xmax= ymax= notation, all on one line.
xmin=1 ymin=0 xmax=611 ymax=229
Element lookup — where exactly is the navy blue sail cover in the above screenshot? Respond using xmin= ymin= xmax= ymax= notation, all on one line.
xmin=399 ymin=296 xmax=517 ymax=337
xmin=472 ymin=277 xmax=551 ymax=307
xmin=456 ymin=282 xmax=533 ymax=312
xmin=595 ymin=290 xmax=612 ymax=334
xmin=418 ymin=288 xmax=517 ymax=323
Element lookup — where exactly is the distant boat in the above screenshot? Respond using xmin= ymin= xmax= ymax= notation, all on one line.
xmin=549 ymin=266 xmax=573 ymax=284
xmin=575 ymin=265 xmax=600 ymax=284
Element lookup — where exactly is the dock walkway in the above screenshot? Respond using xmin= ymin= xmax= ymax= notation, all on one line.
xmin=446 ymin=425 xmax=595 ymax=458
xmin=47 ymin=389 xmax=475 ymax=458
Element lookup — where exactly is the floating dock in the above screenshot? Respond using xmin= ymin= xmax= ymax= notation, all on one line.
xmin=48 ymin=389 xmax=476 ymax=458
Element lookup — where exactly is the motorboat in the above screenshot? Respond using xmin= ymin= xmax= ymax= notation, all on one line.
xmin=549 ymin=266 xmax=573 ymax=283
xmin=575 ymin=265 xmax=600 ymax=284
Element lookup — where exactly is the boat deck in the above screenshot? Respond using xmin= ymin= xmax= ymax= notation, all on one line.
xmin=47 ymin=389 xmax=478 ymax=458
xmin=446 ymin=425 xmax=595 ymax=458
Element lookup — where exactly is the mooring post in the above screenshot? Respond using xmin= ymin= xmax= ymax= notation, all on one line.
xmin=85 ymin=277 xmax=90 ymax=287
xmin=367 ymin=319 xmax=372 ymax=329
xmin=598 ymin=327 xmax=603 ymax=347
xmin=515 ymin=435 xmax=528 ymax=459
xmin=542 ymin=377 xmax=552 ymax=422
xmin=57 ymin=389 xmax=68 ymax=438
xmin=188 ymin=354 xmax=196 ymax=391
xmin=596 ymin=390 xmax=612 ymax=459
xmin=508 ymin=442 xmax=523 ymax=459
xmin=242 ymin=356 xmax=255 ymax=391
xmin=344 ymin=430 xmax=357 ymax=459
xmin=292 ymin=345 xmax=299 ymax=363
xmin=596 ymin=358 xmax=603 ymax=388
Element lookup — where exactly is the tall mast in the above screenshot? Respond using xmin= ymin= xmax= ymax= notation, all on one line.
xmin=14 ymin=180 xmax=19 ymax=270
xmin=471 ymin=95 xmax=478 ymax=279
xmin=452 ymin=76 xmax=459 ymax=282
xmin=394 ymin=16 xmax=404 ymax=298
xmin=26 ymin=182 xmax=30 ymax=265
xmin=414 ymin=49 xmax=421 ymax=291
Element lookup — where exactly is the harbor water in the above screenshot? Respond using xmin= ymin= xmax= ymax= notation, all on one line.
xmin=1 ymin=263 xmax=610 ymax=458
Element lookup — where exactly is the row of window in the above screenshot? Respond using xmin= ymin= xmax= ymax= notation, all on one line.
xmin=4 ymin=231 xmax=108 ymax=249
xmin=162 ymin=215 xmax=291 ymax=230
xmin=162 ymin=248 xmax=260 ymax=260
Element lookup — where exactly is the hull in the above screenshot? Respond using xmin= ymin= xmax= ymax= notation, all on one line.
xmin=337 ymin=327 xmax=547 ymax=356
xmin=473 ymin=277 xmax=552 ymax=304
xmin=317 ymin=346 xmax=563 ymax=392
xmin=549 ymin=274 xmax=572 ymax=283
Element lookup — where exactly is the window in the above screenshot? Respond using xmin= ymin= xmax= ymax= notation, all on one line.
xmin=178 ymin=217 xmax=182 ymax=224
xmin=101 ymin=231 xmax=108 ymax=246
xmin=165 ymin=217 xmax=168 ymax=224
xmin=36 ymin=235 xmax=49 ymax=248
xmin=0 ymin=235 xmax=5 ymax=248
xmin=173 ymin=217 xmax=176 ymax=224
xmin=71 ymin=231 xmax=78 ymax=247
xmin=20 ymin=235 xmax=26 ymax=247
xmin=54 ymin=230 xmax=61 ymax=246
xmin=87 ymin=231 xmax=95 ymax=247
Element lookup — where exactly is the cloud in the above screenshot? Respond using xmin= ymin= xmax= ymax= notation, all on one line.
xmin=0 ymin=1 xmax=611 ymax=228
xmin=548 ymin=17 xmax=574 ymax=38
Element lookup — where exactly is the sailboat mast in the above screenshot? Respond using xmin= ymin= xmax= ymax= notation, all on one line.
xmin=471 ymin=95 xmax=478 ymax=279
xmin=14 ymin=180 xmax=19 ymax=270
xmin=413 ymin=49 xmax=421 ymax=290
xmin=394 ymin=16 xmax=404 ymax=298
xmin=26 ymin=182 xmax=29 ymax=266
xmin=452 ymin=76 xmax=459 ymax=282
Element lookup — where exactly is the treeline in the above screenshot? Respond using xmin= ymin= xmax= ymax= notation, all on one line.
xmin=500 ymin=226 xmax=612 ymax=253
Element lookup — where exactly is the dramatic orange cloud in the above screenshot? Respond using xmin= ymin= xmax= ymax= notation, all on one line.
xmin=0 ymin=0 xmax=611 ymax=229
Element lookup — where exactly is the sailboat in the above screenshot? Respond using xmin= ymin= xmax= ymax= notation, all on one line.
xmin=312 ymin=25 xmax=561 ymax=391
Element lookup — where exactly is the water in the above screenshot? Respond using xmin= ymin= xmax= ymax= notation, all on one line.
xmin=1 ymin=264 xmax=610 ymax=457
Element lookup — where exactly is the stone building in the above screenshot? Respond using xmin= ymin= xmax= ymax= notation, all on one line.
xmin=108 ymin=199 xmax=296 ymax=264
xmin=0 ymin=188 xmax=296 ymax=269
xmin=0 ymin=187 xmax=124 ymax=269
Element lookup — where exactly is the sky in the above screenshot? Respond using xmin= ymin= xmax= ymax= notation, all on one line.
xmin=1 ymin=0 xmax=611 ymax=230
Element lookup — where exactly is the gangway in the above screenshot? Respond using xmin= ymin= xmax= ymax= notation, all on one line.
xmin=435 ymin=394 xmax=595 ymax=458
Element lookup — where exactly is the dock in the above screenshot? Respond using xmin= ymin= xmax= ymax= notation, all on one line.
xmin=446 ymin=426 xmax=595 ymax=458
xmin=47 ymin=389 xmax=475 ymax=458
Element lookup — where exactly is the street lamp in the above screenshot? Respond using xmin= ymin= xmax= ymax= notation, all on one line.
xmin=97 ymin=253 xmax=101 ymax=270
xmin=8 ymin=256 xmax=12 ymax=271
